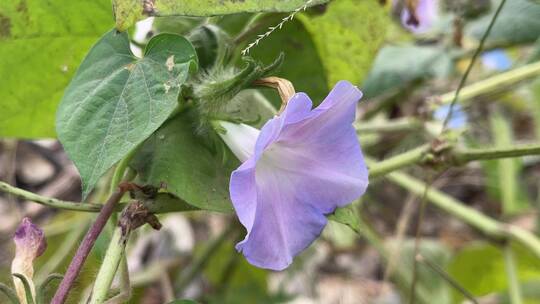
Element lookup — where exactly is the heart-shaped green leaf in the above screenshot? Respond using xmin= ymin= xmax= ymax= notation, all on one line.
xmin=56 ymin=30 xmax=197 ymax=197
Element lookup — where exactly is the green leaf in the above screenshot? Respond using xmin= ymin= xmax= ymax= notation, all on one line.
xmin=467 ymin=0 xmax=540 ymax=46
xmin=221 ymin=89 xmax=276 ymax=128
xmin=299 ymin=0 xmax=389 ymax=87
xmin=0 ymin=283 xmax=20 ymax=304
xmin=12 ymin=273 xmax=35 ymax=304
xmin=448 ymin=242 xmax=540 ymax=303
xmin=250 ymin=18 xmax=328 ymax=103
xmin=113 ymin=0 xmax=330 ymax=31
xmin=188 ymin=24 xmax=229 ymax=70
xmin=362 ymin=45 xmax=453 ymax=98
xmin=328 ymin=203 xmax=361 ymax=234
xmin=37 ymin=273 xmax=63 ymax=304
xmin=131 ymin=110 xmax=237 ymax=212
xmin=56 ymin=30 xmax=197 ymax=197
xmin=167 ymin=300 xmax=199 ymax=304
xmin=144 ymin=192 xmax=201 ymax=213
xmin=0 ymin=0 xmax=113 ymax=138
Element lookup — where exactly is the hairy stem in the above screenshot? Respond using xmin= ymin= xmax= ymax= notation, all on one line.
xmin=89 ymin=226 xmax=127 ymax=304
xmin=103 ymin=255 xmax=132 ymax=304
xmin=51 ymin=189 xmax=126 ymax=304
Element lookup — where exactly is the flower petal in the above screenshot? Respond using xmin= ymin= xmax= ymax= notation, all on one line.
xmin=229 ymin=81 xmax=368 ymax=270
xmin=236 ymin=163 xmax=328 ymax=270
xmin=229 ymin=158 xmax=257 ymax=231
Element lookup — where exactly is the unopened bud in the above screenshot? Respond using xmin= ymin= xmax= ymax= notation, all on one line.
xmin=12 ymin=217 xmax=47 ymax=304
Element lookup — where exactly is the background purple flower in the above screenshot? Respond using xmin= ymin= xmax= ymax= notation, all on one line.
xmin=400 ymin=0 xmax=439 ymax=34
xmin=433 ymin=104 xmax=467 ymax=129
xmin=220 ymin=81 xmax=369 ymax=270
xmin=482 ymin=49 xmax=512 ymax=71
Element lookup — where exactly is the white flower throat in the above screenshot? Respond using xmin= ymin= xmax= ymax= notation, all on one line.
xmin=217 ymin=121 xmax=260 ymax=162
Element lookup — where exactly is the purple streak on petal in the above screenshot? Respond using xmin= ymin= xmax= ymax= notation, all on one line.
xmin=230 ymin=81 xmax=368 ymax=270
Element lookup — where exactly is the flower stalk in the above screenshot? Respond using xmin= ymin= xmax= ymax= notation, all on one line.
xmin=89 ymin=201 xmax=161 ymax=304
xmin=504 ymin=245 xmax=523 ymax=304
xmin=51 ymin=188 xmax=127 ymax=304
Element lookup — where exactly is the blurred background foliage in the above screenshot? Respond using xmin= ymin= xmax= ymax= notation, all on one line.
xmin=1 ymin=0 xmax=540 ymax=303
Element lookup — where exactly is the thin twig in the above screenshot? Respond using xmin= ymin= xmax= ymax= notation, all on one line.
xmin=408 ymin=174 xmax=435 ymax=304
xmin=416 ymin=254 xmax=478 ymax=304
xmin=51 ymin=188 xmax=127 ymax=304
xmin=384 ymin=194 xmax=419 ymax=281
xmin=441 ymin=0 xmax=507 ymax=131
xmin=241 ymin=0 xmax=313 ymax=56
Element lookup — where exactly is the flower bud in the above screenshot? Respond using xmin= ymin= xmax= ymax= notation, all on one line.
xmin=11 ymin=217 xmax=47 ymax=304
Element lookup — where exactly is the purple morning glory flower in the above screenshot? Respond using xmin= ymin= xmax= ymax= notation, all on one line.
xmin=217 ymin=81 xmax=369 ymax=270
xmin=399 ymin=0 xmax=438 ymax=34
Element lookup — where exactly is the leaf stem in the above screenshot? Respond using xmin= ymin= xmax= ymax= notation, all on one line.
xmin=408 ymin=174 xmax=433 ymax=304
xmin=0 ymin=181 xmax=102 ymax=212
xmin=434 ymin=60 xmax=540 ymax=107
xmin=503 ymin=244 xmax=523 ymax=304
xmin=109 ymin=148 xmax=138 ymax=194
xmin=50 ymin=188 xmax=127 ymax=304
